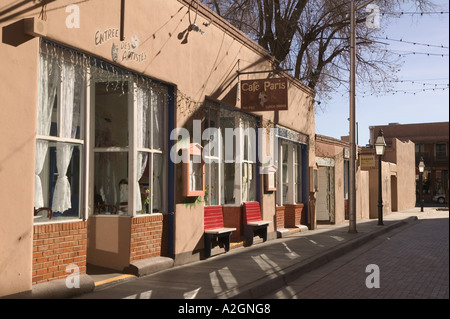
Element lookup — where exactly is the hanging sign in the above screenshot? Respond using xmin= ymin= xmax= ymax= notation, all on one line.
xmin=241 ymin=78 xmax=288 ymax=112
xmin=360 ymin=154 xmax=376 ymax=169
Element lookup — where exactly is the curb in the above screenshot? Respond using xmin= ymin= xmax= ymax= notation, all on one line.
xmin=216 ymin=217 xmax=417 ymax=299
xmin=4 ymin=275 xmax=95 ymax=299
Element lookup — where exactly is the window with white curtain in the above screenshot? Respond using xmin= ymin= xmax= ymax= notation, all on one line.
xmin=35 ymin=40 xmax=169 ymax=221
xmin=241 ymin=117 xmax=257 ymax=203
xmin=34 ymin=45 xmax=85 ymax=222
xmin=204 ymin=106 xmax=221 ymax=206
xmin=136 ymin=87 xmax=167 ymax=215
xmin=92 ymin=75 xmax=167 ymax=216
xmin=277 ymin=140 xmax=303 ymax=206
xmin=204 ymin=103 xmax=257 ymax=205
xmin=93 ymin=80 xmax=129 ymax=215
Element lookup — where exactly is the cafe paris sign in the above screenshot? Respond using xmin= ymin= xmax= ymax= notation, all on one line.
xmin=240 ymin=78 xmax=288 ymax=112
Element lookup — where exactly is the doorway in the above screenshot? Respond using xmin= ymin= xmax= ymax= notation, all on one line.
xmin=317 ymin=165 xmax=335 ymax=223
xmin=391 ymin=175 xmax=398 ymax=212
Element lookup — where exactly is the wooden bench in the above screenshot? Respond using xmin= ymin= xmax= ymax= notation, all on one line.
xmin=243 ymin=201 xmax=271 ymax=246
xmin=204 ymin=206 xmax=236 ymax=259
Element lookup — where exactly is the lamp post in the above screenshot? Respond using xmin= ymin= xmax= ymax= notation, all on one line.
xmin=418 ymin=157 xmax=425 ymax=212
xmin=375 ymin=129 xmax=386 ymax=226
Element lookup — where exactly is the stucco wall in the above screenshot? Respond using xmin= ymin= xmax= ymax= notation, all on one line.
xmin=0 ymin=0 xmax=315 ymax=294
xmin=357 ymin=170 xmax=370 ymax=220
xmin=392 ymin=139 xmax=416 ymax=211
xmin=0 ymin=28 xmax=39 ymax=295
xmin=315 ymin=136 xmax=348 ymax=225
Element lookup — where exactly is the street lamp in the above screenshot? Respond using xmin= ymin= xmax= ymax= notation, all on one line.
xmin=418 ymin=157 xmax=425 ymax=212
xmin=375 ymin=129 xmax=386 ymax=226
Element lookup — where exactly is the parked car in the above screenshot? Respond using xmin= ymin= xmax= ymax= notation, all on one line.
xmin=433 ymin=194 xmax=446 ymax=204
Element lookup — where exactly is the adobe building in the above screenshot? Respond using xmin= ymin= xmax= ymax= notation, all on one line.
xmin=0 ymin=0 xmax=316 ymax=297
xmin=360 ymin=137 xmax=416 ymax=219
xmin=369 ymin=122 xmax=449 ymax=203
xmin=315 ymin=135 xmax=370 ymax=225
xmin=315 ymin=133 xmax=415 ymax=225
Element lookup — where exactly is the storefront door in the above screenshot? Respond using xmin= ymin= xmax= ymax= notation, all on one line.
xmin=317 ymin=166 xmax=335 ymax=223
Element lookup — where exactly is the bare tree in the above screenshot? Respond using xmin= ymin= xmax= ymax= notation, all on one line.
xmin=200 ymin=0 xmax=436 ymax=102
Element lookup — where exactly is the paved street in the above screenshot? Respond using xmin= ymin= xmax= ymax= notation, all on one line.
xmin=262 ymin=210 xmax=449 ymax=299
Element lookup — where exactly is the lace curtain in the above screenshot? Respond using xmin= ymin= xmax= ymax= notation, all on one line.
xmin=35 ymin=54 xmax=59 ymax=209
xmin=152 ymin=92 xmax=164 ymax=212
xmin=51 ymin=63 xmax=82 ymax=213
xmin=52 ymin=62 xmax=83 ymax=212
xmin=136 ymin=86 xmax=150 ymax=212
xmin=153 ymin=154 xmax=163 ymax=212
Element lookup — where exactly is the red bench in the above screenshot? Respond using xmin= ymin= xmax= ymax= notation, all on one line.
xmin=204 ymin=206 xmax=236 ymax=258
xmin=243 ymin=201 xmax=271 ymax=245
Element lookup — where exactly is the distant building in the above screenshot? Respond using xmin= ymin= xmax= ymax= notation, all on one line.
xmin=369 ymin=122 xmax=449 ymax=203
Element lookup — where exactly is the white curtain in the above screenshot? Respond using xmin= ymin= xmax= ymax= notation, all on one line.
xmin=35 ymin=54 xmax=59 ymax=209
xmin=136 ymin=86 xmax=150 ymax=213
xmin=52 ymin=143 xmax=74 ymax=212
xmin=153 ymin=154 xmax=163 ymax=212
xmin=152 ymin=91 xmax=164 ymax=212
xmin=152 ymin=91 xmax=163 ymax=150
xmin=136 ymin=152 xmax=148 ymax=212
xmin=52 ymin=63 xmax=81 ymax=212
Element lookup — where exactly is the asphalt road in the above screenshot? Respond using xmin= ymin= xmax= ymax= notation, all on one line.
xmin=261 ymin=210 xmax=449 ymax=299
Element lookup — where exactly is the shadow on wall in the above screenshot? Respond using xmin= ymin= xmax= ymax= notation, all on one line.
xmin=2 ymin=19 xmax=34 ymax=47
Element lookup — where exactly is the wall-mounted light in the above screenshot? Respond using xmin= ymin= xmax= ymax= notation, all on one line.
xmin=24 ymin=17 xmax=48 ymax=37
xmin=189 ymin=24 xmax=205 ymax=35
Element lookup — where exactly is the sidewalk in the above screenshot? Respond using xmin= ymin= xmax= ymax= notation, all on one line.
xmin=73 ymin=207 xmax=441 ymax=299
xmin=14 ymin=207 xmax=443 ymax=299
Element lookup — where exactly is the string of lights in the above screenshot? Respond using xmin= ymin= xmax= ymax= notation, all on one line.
xmin=390 ymin=50 xmax=449 ymax=57
xmin=335 ymin=82 xmax=449 ymax=98
xmin=356 ymin=86 xmax=449 ymax=98
xmin=380 ymin=11 xmax=449 ymax=16
xmin=370 ymin=79 xmax=449 ymax=86
xmin=375 ymin=37 xmax=449 ymax=49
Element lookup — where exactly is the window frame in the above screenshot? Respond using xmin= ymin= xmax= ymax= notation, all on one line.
xmin=204 ymin=105 xmax=222 ymax=206
xmin=277 ymin=139 xmax=304 ymax=206
xmin=204 ymin=102 xmax=258 ymax=206
xmin=36 ymin=41 xmax=170 ymax=222
xmin=90 ymin=72 xmax=168 ymax=217
xmin=240 ymin=116 xmax=257 ymax=203
xmin=34 ymin=45 xmax=87 ymax=223
xmin=135 ymin=86 xmax=168 ymax=215
xmin=435 ymin=143 xmax=447 ymax=160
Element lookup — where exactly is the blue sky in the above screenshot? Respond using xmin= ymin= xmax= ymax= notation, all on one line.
xmin=315 ymin=0 xmax=449 ymax=146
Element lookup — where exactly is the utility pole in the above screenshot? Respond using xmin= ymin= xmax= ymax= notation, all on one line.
xmin=348 ymin=0 xmax=357 ymax=233
xmin=348 ymin=0 xmax=377 ymax=234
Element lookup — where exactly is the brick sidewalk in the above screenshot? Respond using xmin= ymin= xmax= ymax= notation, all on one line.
xmin=266 ymin=210 xmax=449 ymax=299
